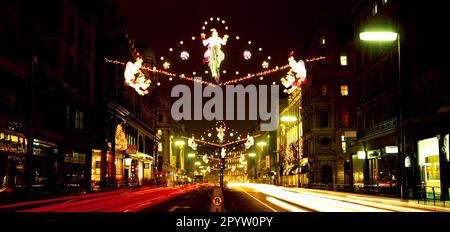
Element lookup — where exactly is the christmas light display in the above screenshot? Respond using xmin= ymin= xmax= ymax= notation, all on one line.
xmin=188 ymin=135 xmax=198 ymax=150
xmin=262 ymin=60 xmax=269 ymax=69
xmin=244 ymin=135 xmax=254 ymax=149
xmin=280 ymin=52 xmax=308 ymax=94
xmin=163 ymin=61 xmax=170 ymax=69
xmin=216 ymin=125 xmax=226 ymax=143
xmin=180 ymin=51 xmax=190 ymax=60
xmin=201 ymin=28 xmax=229 ymax=82
xmin=124 ymin=57 xmax=151 ymax=96
xmin=243 ymin=50 xmax=252 ymax=60
xmin=221 ymin=148 xmax=226 ymax=158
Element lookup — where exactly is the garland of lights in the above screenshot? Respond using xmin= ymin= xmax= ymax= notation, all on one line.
xmin=105 ymin=56 xmax=325 ymax=86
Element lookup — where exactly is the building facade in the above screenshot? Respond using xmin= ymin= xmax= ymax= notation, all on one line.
xmin=350 ymin=0 xmax=450 ymax=199
xmin=301 ymin=14 xmax=356 ymax=189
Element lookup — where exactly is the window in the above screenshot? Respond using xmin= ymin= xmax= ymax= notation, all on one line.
xmin=372 ymin=3 xmax=378 ymax=16
xmin=340 ymin=85 xmax=349 ymax=96
xmin=341 ymin=110 xmax=350 ymax=127
xmin=319 ymin=111 xmax=329 ymax=128
xmin=320 ymin=85 xmax=328 ymax=96
xmin=340 ymin=54 xmax=348 ymax=66
xmin=74 ymin=110 xmax=84 ymax=131
xmin=320 ymin=36 xmax=326 ymax=45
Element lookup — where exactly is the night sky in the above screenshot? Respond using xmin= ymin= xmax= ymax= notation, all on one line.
xmin=117 ymin=0 xmax=359 ymax=136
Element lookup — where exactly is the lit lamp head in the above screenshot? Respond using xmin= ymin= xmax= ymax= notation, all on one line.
xmin=257 ymin=141 xmax=267 ymax=147
xmin=359 ymin=32 xmax=398 ymax=41
xmin=248 ymin=153 xmax=256 ymax=157
xmin=280 ymin=116 xmax=297 ymax=123
xmin=175 ymin=140 xmax=185 ymax=146
xmin=188 ymin=153 xmax=196 ymax=158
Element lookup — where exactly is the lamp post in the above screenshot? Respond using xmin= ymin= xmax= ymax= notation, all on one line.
xmin=174 ymin=140 xmax=185 ymax=186
xmin=359 ymin=31 xmax=405 ymax=199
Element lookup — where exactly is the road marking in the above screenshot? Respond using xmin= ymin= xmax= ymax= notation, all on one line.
xmin=241 ymin=189 xmax=277 ymax=212
xmin=266 ymin=197 xmax=308 ymax=212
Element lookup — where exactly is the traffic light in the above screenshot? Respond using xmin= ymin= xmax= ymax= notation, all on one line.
xmin=219 ymin=158 xmax=225 ymax=169
xmin=131 ymin=160 xmax=136 ymax=174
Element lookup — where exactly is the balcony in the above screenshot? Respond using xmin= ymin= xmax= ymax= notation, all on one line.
xmin=358 ymin=117 xmax=398 ymax=138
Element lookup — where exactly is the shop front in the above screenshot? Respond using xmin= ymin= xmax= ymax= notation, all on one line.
xmin=63 ymin=150 xmax=87 ymax=192
xmin=0 ymin=130 xmax=27 ymax=193
xmin=31 ymin=139 xmax=59 ymax=191
xmin=417 ymin=135 xmax=449 ymax=199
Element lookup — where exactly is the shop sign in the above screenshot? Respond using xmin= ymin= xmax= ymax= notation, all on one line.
xmin=385 ymin=146 xmax=398 ymax=154
xmin=126 ymin=145 xmax=137 ymax=154
xmin=265 ymin=156 xmax=270 ymax=169
xmin=405 ymin=156 xmax=411 ymax=168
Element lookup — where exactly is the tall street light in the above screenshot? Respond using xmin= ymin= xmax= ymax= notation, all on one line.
xmin=359 ymin=31 xmax=405 ymax=198
xmin=174 ymin=140 xmax=185 ymax=185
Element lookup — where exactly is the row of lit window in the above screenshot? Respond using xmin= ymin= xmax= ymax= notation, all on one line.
xmin=318 ymin=85 xmax=349 ymax=97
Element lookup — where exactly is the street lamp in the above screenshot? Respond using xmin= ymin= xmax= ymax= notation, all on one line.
xmin=360 ymin=31 xmax=405 ymax=198
xmin=280 ymin=116 xmax=298 ymax=122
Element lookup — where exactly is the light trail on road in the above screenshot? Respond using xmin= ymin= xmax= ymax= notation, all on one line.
xmin=227 ymin=183 xmax=444 ymax=212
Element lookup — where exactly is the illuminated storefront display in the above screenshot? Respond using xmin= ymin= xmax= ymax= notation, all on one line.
xmin=418 ymin=137 xmax=440 ymax=189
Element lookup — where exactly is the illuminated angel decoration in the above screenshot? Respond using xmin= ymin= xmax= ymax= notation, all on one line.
xmin=281 ymin=52 xmax=307 ymax=94
xmin=221 ymin=148 xmax=226 ymax=158
xmin=203 ymin=154 xmax=209 ymax=164
xmin=239 ymin=154 xmax=245 ymax=163
xmin=216 ymin=125 xmax=226 ymax=143
xmin=124 ymin=57 xmax=151 ymax=96
xmin=201 ymin=28 xmax=229 ymax=82
xmin=244 ymin=135 xmax=254 ymax=149
xmin=188 ymin=135 xmax=198 ymax=150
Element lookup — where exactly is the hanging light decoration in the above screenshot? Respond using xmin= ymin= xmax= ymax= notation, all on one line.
xmin=163 ymin=61 xmax=170 ymax=69
xmin=281 ymin=51 xmax=307 ymax=94
xmin=244 ymin=135 xmax=254 ymax=149
xmin=188 ymin=135 xmax=198 ymax=150
xmin=243 ymin=50 xmax=252 ymax=60
xmin=124 ymin=57 xmax=151 ymax=96
xmin=217 ymin=125 xmax=226 ymax=143
xmin=262 ymin=60 xmax=269 ymax=69
xmin=180 ymin=51 xmax=190 ymax=60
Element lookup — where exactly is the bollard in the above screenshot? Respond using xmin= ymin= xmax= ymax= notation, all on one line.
xmin=210 ymin=186 xmax=225 ymax=212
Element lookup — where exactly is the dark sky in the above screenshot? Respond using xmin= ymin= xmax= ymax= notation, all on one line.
xmin=117 ymin=0 xmax=358 ymax=135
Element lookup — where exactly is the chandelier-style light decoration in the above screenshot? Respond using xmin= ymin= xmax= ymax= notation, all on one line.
xmin=262 ymin=60 xmax=269 ymax=69
xmin=244 ymin=135 xmax=254 ymax=149
xmin=188 ymin=135 xmax=198 ymax=150
xmin=124 ymin=57 xmax=151 ymax=96
xmin=281 ymin=52 xmax=307 ymax=94
xmin=201 ymin=28 xmax=229 ymax=82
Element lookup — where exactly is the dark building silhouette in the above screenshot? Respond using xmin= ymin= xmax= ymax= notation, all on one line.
xmin=0 ymin=0 xmax=161 ymax=196
xmin=349 ymin=0 xmax=450 ymax=199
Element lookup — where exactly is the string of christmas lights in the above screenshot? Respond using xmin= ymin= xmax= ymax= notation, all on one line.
xmin=104 ymin=56 xmax=326 ymax=86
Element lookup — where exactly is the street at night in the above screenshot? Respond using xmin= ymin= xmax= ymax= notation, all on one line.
xmin=1 ymin=0 xmax=450 ymax=230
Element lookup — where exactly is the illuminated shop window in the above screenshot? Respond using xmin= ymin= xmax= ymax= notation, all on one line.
xmin=418 ymin=137 xmax=440 ymax=184
xmin=340 ymin=54 xmax=348 ymax=66
xmin=320 ymin=36 xmax=326 ymax=45
xmin=340 ymin=85 xmax=349 ymax=96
